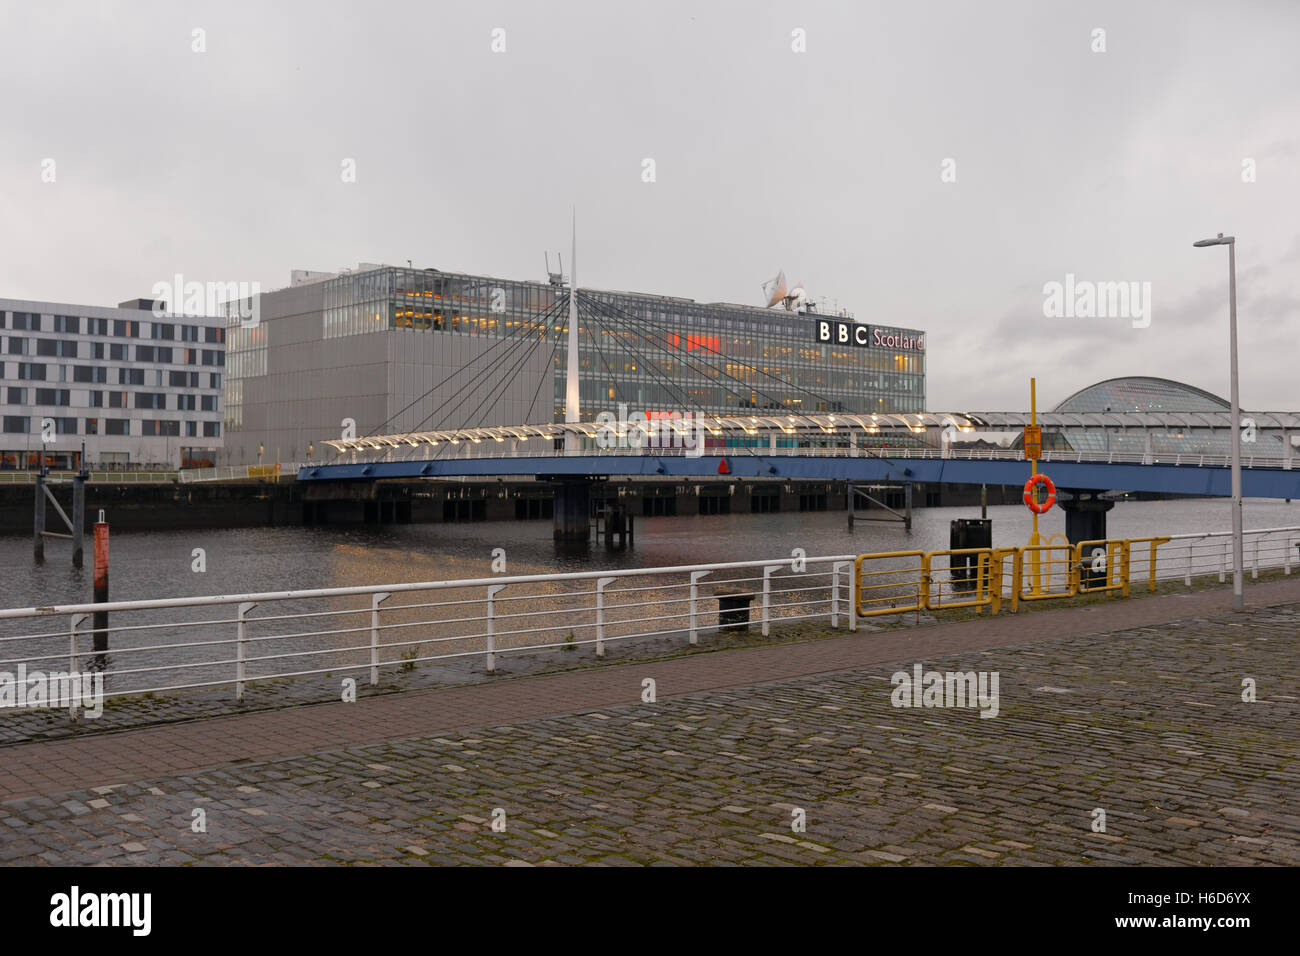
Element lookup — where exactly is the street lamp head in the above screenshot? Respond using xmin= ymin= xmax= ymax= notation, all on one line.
xmin=1193 ymin=233 xmax=1235 ymax=247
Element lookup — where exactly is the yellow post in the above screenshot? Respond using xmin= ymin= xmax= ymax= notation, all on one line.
xmin=1028 ymin=378 xmax=1043 ymax=594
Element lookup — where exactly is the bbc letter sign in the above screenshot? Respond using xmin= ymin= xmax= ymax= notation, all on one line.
xmin=815 ymin=320 xmax=924 ymax=352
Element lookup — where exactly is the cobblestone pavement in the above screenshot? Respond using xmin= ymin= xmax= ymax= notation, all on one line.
xmin=2 ymin=601 xmax=1296 ymax=865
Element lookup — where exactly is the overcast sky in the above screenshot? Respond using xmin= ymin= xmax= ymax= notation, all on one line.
xmin=2 ymin=0 xmax=1297 ymax=411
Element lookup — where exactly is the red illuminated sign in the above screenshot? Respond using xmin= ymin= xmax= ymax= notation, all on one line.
xmin=667 ymin=333 xmax=721 ymax=354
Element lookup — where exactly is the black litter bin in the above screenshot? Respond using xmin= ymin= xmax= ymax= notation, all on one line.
xmin=950 ymin=518 xmax=993 ymax=593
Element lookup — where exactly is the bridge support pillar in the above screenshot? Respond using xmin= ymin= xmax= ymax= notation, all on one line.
xmin=553 ymin=480 xmax=592 ymax=542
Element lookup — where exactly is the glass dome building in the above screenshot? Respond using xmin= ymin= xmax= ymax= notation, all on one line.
xmin=1042 ymin=376 xmax=1288 ymax=458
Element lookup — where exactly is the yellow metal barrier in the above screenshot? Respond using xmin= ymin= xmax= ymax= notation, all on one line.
xmin=925 ymin=548 xmax=995 ymax=612
xmin=991 ymin=548 xmax=1020 ymax=613
xmin=854 ymin=551 xmax=927 ymax=617
xmin=1075 ymin=539 xmax=1128 ymax=595
xmin=1017 ymin=544 xmax=1077 ymax=603
xmin=1124 ymin=536 xmax=1171 ymax=593
xmin=852 ymin=535 xmax=1173 ymax=619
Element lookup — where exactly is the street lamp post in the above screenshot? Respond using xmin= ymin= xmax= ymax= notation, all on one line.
xmin=1193 ymin=233 xmax=1243 ymax=610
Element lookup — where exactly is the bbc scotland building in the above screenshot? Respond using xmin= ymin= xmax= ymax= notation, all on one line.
xmin=0 ymin=298 xmax=226 ymax=469
xmin=222 ymin=263 xmax=927 ymax=465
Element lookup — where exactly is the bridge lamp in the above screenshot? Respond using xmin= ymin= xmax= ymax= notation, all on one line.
xmin=1193 ymin=232 xmax=1243 ymax=610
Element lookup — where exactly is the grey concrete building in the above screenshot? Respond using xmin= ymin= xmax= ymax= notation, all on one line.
xmin=222 ymin=267 xmax=553 ymax=466
xmin=0 ymin=298 xmax=225 ymax=469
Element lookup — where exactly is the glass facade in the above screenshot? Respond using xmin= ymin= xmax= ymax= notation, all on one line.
xmin=308 ymin=266 xmax=926 ymax=425
xmin=574 ymin=289 xmax=924 ymax=420
xmin=222 ymin=301 xmax=267 ymax=434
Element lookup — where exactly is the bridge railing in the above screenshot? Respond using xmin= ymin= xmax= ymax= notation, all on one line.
xmin=318 ymin=442 xmax=1296 ymax=471
xmin=0 ymin=554 xmax=859 ymax=714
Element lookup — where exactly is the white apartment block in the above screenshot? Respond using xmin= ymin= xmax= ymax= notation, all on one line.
xmin=0 ymin=297 xmax=225 ymax=469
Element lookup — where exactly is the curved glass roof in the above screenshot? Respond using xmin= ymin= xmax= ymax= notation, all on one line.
xmin=1053 ymin=377 xmax=1229 ymax=413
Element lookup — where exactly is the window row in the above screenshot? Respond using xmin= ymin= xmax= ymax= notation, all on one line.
xmin=2 ymin=338 xmax=225 ymax=366
xmin=0 ymin=416 xmax=220 ymax=437
xmin=4 ymin=387 xmax=218 ymax=411
xmin=0 ymin=361 xmax=222 ymax=386
xmin=0 ymin=312 xmax=224 ymax=343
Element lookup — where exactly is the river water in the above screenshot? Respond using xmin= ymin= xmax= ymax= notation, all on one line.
xmin=3 ymin=497 xmax=1297 ymax=610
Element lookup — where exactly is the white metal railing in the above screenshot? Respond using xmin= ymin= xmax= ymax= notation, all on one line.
xmin=1157 ymin=526 xmax=1300 ymax=586
xmin=981 ymin=525 xmax=1300 ymax=598
xmin=0 ymin=554 xmax=858 ymax=711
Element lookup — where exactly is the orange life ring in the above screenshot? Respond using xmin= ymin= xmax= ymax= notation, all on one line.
xmin=1023 ymin=473 xmax=1056 ymax=514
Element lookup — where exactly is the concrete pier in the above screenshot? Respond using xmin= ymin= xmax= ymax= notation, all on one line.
xmin=552 ymin=480 xmax=592 ymax=542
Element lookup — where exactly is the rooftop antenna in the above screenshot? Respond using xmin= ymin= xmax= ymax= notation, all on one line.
xmin=545 ymin=252 xmax=564 ymax=286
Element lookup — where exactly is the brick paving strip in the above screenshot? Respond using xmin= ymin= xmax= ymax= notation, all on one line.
xmin=2 ymin=576 xmax=1298 ymax=804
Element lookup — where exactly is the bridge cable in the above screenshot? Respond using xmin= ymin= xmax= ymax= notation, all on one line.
xmin=579 ymin=292 xmax=806 ymax=418
xmin=582 ymin=292 xmax=857 ymax=415
xmin=582 ymin=295 xmax=899 ymax=463
xmin=404 ymin=296 xmax=566 ymax=437
xmin=369 ymin=294 xmax=568 ymax=438
xmin=576 ymin=300 xmax=773 ymax=459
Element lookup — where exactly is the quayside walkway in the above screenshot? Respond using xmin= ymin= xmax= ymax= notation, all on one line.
xmin=2 ymin=579 xmax=1298 ymax=865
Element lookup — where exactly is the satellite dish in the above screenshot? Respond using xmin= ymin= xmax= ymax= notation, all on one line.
xmin=762 ymin=270 xmax=788 ymax=308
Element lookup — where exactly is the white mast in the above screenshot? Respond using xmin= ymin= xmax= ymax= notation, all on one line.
xmin=564 ymin=209 xmax=580 ymax=451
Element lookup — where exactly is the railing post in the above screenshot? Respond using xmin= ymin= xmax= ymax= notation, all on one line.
xmin=1221 ymin=539 xmax=1229 ymax=583
xmin=1286 ymin=537 xmax=1292 ymax=575
xmin=762 ymin=565 xmax=777 ymax=636
xmin=831 ymin=561 xmax=850 ymax=628
xmin=69 ymin=613 xmax=88 ymax=719
xmin=1252 ymin=537 xmax=1259 ymax=579
xmin=236 ymin=602 xmax=256 ymax=702
xmin=370 ymin=591 xmax=390 ymax=685
xmin=1186 ymin=540 xmax=1193 ymax=587
xmin=689 ymin=570 xmax=708 ymax=645
xmin=848 ymin=559 xmax=858 ymax=631
xmin=485 ymin=584 xmax=505 ymax=674
xmin=596 ymin=577 xmax=615 ymax=658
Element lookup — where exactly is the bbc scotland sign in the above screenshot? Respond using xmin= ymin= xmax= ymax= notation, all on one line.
xmin=815 ymin=320 xmax=924 ymax=352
